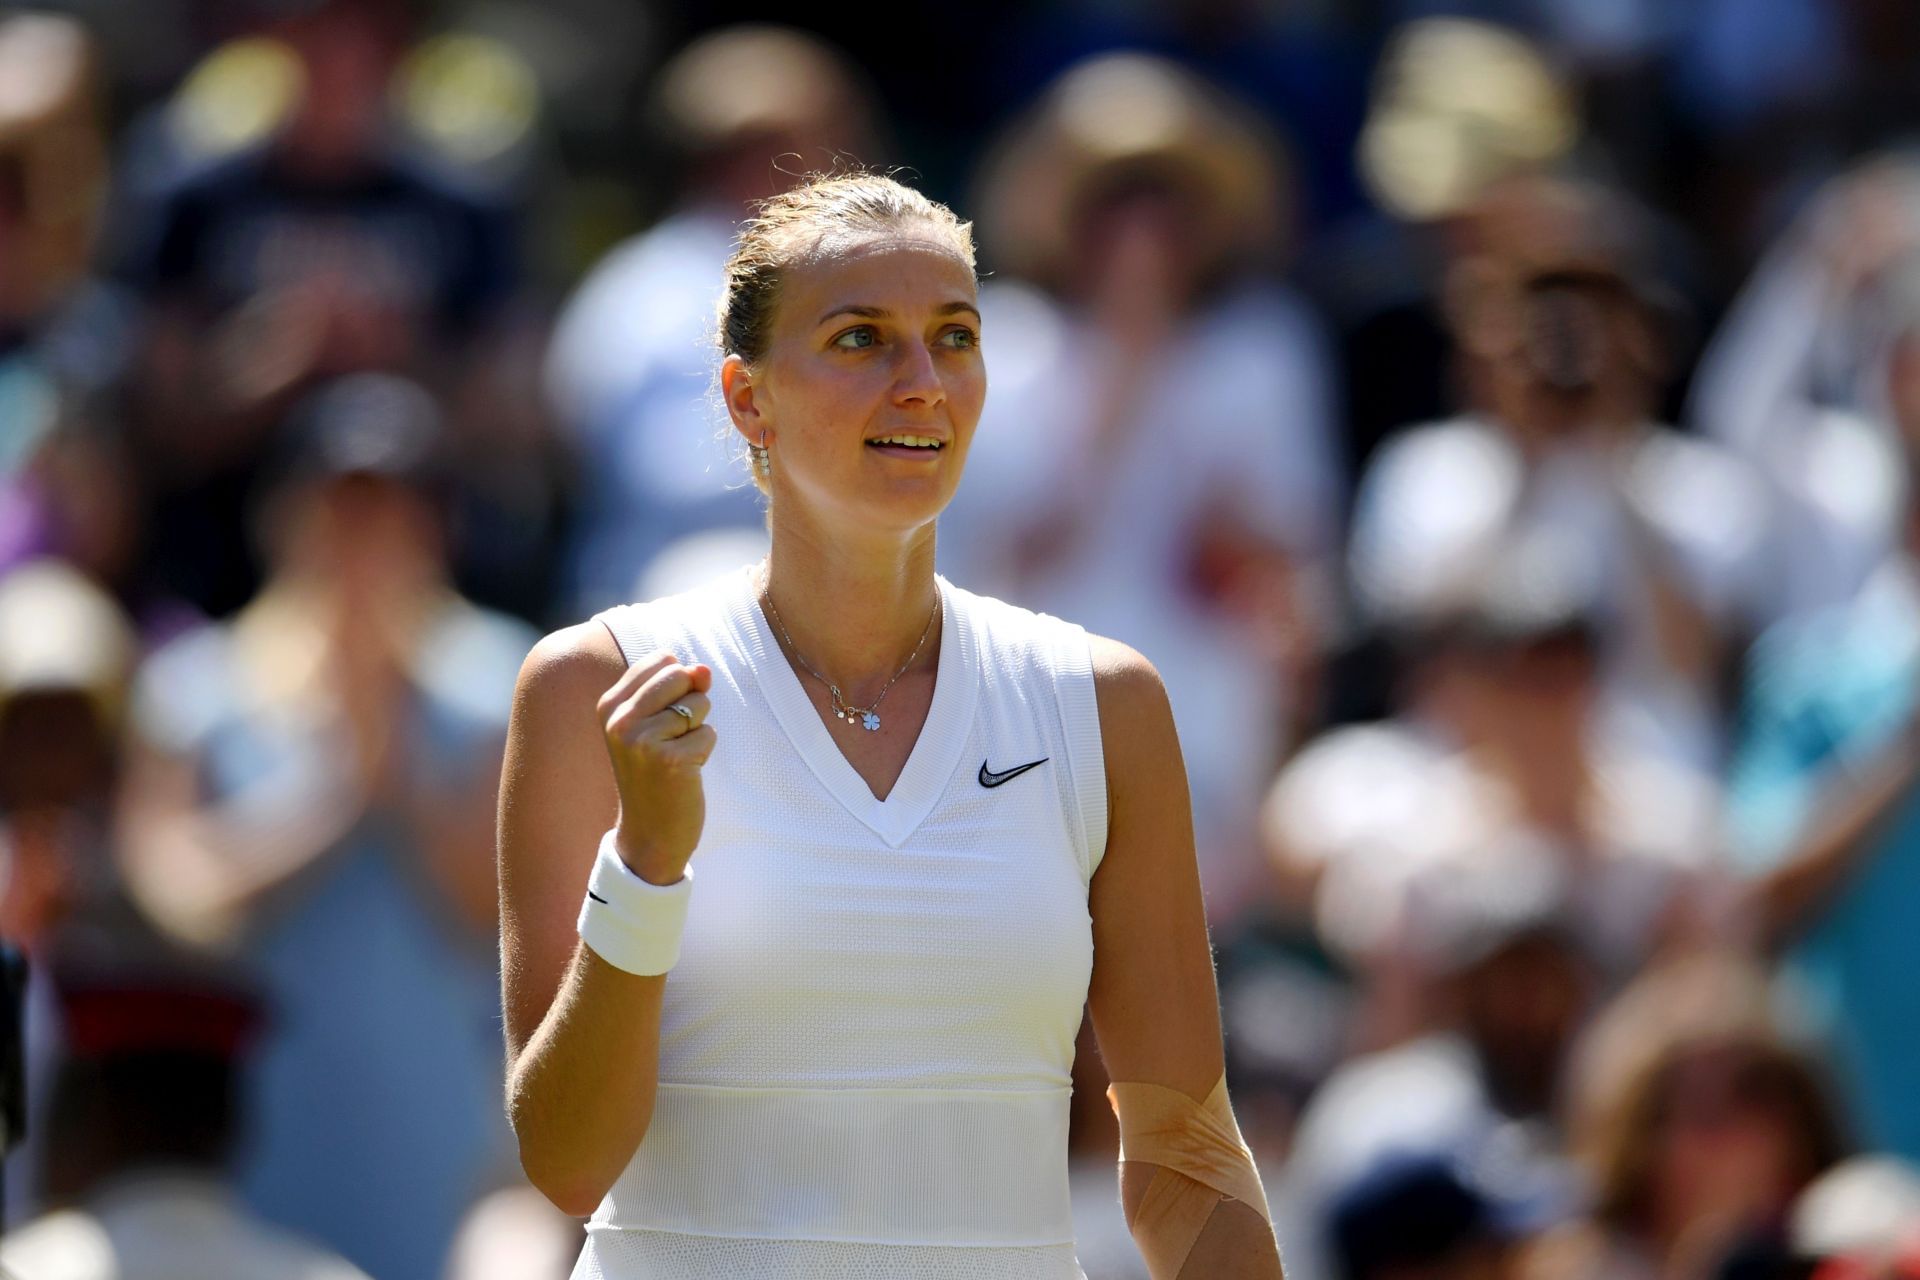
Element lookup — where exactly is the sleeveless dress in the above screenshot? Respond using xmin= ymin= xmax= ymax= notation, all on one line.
xmin=572 ymin=567 xmax=1109 ymax=1279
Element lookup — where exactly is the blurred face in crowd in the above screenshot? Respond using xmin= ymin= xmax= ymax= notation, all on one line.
xmin=279 ymin=7 xmax=405 ymax=177
xmin=1428 ymin=629 xmax=1598 ymax=757
xmin=275 ymin=472 xmax=445 ymax=598
xmin=1643 ymin=1045 xmax=1818 ymax=1245
xmin=1513 ymin=273 xmax=1634 ymax=395
xmin=724 ymin=231 xmax=985 ymax=539
xmin=1069 ymin=177 xmax=1212 ymax=319
xmin=1508 ymin=271 xmax=1652 ymax=420
xmin=1452 ymin=250 xmax=1662 ymax=434
xmin=1457 ymin=931 xmax=1590 ymax=1119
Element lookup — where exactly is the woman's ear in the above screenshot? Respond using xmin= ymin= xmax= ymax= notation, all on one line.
xmin=721 ymin=353 xmax=767 ymax=449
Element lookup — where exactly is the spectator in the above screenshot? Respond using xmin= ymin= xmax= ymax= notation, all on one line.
xmin=0 ymin=928 xmax=370 ymax=1279
xmin=0 ymin=559 xmax=133 ymax=846
xmin=1349 ymin=174 xmax=1768 ymax=770
xmin=113 ymin=374 xmax=535 ymax=1280
xmin=0 ymin=15 xmax=148 ymax=628
xmin=0 ymin=555 xmax=139 ymax=977
xmin=1726 ymin=274 xmax=1920 ymax=1162
xmin=114 ymin=0 xmax=523 ymax=618
xmin=1315 ymin=17 xmax=1581 ymax=468
xmin=949 ymin=51 xmax=1343 ymax=927
xmin=543 ymin=25 xmax=881 ymax=613
xmin=1266 ymin=545 xmax=1726 ymax=1007
xmin=1688 ymin=154 xmax=1920 ymax=625
xmin=0 ymin=557 xmax=141 ymax=1225
xmin=1271 ymin=828 xmax=1587 ymax=1280
xmin=1523 ymin=954 xmax=1846 ymax=1280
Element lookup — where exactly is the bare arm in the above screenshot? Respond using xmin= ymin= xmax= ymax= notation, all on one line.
xmin=497 ymin=623 xmax=714 ymax=1216
xmin=114 ymin=732 xmax=372 ymax=947
xmin=1086 ymin=636 xmax=1284 ymax=1280
xmin=1749 ymin=722 xmax=1920 ymax=952
xmin=115 ymin=679 xmax=512 ymax=945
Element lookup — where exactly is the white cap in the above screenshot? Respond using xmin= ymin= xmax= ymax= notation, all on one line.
xmin=0 ymin=559 xmax=136 ymax=716
xmin=1792 ymin=1156 xmax=1920 ymax=1260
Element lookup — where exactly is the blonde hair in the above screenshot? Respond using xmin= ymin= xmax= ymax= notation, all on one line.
xmin=716 ymin=170 xmax=976 ymax=494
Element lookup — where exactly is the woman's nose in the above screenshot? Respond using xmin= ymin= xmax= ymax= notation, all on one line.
xmin=891 ymin=340 xmax=945 ymax=406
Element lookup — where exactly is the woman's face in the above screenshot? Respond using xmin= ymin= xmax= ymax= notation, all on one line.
xmin=723 ymin=232 xmax=985 ymax=538
xmin=1646 ymin=1048 xmax=1807 ymax=1243
xmin=1071 ymin=183 xmax=1207 ymax=316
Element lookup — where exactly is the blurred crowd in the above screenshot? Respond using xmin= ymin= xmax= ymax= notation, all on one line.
xmin=1 ymin=1 xmax=1919 ymax=1277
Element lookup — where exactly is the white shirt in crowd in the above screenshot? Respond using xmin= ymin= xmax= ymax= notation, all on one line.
xmin=1349 ymin=414 xmax=1769 ymax=768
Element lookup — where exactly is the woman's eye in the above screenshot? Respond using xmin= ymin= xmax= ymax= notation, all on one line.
xmin=942 ymin=327 xmax=979 ymax=350
xmin=831 ymin=327 xmax=876 ymax=350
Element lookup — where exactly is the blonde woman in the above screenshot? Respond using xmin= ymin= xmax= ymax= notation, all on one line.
xmin=498 ymin=171 xmax=1282 ymax=1279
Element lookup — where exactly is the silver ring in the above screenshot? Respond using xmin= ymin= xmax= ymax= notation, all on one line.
xmin=666 ymin=702 xmax=695 ymax=729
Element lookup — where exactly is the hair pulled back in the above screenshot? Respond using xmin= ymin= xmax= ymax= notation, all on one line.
xmin=717 ymin=170 xmax=977 ymax=490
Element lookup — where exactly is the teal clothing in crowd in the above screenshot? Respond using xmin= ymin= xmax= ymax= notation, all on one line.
xmin=1729 ymin=565 xmax=1920 ymax=1161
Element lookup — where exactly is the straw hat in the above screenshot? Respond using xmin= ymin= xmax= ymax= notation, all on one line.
xmin=649 ymin=25 xmax=876 ymax=161
xmin=974 ymin=52 xmax=1286 ymax=289
xmin=1360 ymin=18 xmax=1577 ymax=222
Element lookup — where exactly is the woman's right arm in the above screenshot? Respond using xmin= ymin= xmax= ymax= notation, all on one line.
xmin=497 ymin=622 xmax=714 ymax=1217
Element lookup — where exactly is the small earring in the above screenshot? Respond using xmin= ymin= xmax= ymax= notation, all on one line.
xmin=755 ymin=435 xmax=772 ymax=475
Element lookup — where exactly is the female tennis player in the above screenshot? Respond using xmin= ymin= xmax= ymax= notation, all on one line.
xmin=497 ymin=171 xmax=1283 ymax=1279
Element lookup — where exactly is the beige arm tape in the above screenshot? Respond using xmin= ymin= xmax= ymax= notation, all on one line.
xmin=1107 ymin=1075 xmax=1273 ymax=1278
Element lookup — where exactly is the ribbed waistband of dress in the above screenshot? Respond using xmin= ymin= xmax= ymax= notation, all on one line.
xmin=592 ymin=1083 xmax=1076 ymax=1245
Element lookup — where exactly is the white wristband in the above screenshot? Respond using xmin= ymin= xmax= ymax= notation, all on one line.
xmin=576 ymin=830 xmax=694 ymax=976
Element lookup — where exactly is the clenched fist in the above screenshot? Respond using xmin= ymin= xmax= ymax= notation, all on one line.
xmin=596 ymin=651 xmax=717 ymax=885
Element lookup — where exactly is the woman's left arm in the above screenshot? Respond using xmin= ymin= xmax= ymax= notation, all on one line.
xmin=1086 ymin=635 xmax=1285 ymax=1280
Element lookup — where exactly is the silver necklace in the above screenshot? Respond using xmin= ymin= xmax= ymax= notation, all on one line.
xmin=759 ymin=575 xmax=939 ymax=732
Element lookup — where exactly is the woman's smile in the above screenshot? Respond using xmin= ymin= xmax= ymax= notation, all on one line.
xmin=865 ymin=432 xmax=948 ymax=460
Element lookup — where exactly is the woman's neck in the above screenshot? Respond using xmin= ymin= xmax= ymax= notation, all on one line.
xmin=760 ymin=512 xmax=942 ymax=702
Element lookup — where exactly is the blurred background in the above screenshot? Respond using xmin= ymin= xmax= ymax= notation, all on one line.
xmin=0 ymin=0 xmax=1919 ymax=1277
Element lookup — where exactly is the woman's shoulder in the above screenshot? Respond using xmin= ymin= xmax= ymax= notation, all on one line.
xmin=514 ymin=619 xmax=628 ymax=719
xmin=1084 ymin=634 xmax=1173 ymax=751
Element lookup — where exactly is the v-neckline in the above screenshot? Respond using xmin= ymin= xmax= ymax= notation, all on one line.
xmin=727 ymin=569 xmax=978 ymax=848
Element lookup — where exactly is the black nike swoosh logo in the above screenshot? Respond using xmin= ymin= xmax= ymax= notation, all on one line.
xmin=979 ymin=757 xmax=1049 ymax=788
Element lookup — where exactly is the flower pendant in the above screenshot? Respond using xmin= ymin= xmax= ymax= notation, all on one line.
xmin=861 ymin=712 xmax=881 ymax=731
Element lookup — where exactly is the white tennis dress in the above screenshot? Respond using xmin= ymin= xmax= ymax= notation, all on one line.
xmin=573 ymin=566 xmax=1109 ymax=1279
